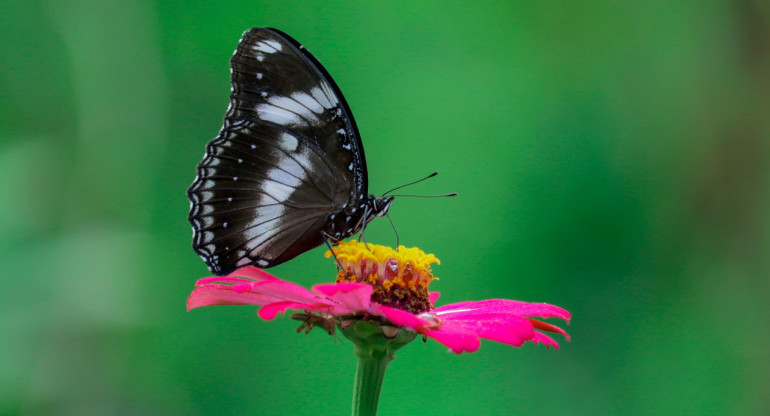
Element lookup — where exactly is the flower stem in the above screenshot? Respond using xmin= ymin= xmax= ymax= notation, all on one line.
xmin=351 ymin=347 xmax=390 ymax=416
xmin=340 ymin=320 xmax=417 ymax=416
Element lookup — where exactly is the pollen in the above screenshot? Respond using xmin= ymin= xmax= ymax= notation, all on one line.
xmin=326 ymin=240 xmax=439 ymax=313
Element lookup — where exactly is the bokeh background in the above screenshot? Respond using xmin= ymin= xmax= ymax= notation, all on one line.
xmin=2 ymin=1 xmax=769 ymax=415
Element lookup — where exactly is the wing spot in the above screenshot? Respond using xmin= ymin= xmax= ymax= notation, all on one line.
xmin=310 ymin=87 xmax=334 ymax=109
xmin=261 ymin=91 xmax=268 ymax=97
xmin=251 ymin=144 xmax=256 ymax=149
xmin=257 ymin=259 xmax=269 ymax=267
xmin=291 ymin=91 xmax=325 ymax=114
xmin=237 ymin=158 xmax=243 ymax=164
xmin=279 ymin=132 xmax=300 ymax=152
xmin=227 ymin=197 xmax=233 ymax=202
xmin=233 ymin=176 xmax=239 ymax=181
xmin=348 ymin=162 xmax=354 ymax=171
xmin=223 ymin=222 xmax=229 ymax=228
xmin=257 ymin=72 xmax=263 ymax=80
xmin=253 ymin=39 xmax=282 ymax=53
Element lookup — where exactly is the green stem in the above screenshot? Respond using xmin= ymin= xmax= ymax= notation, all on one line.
xmin=339 ymin=320 xmax=417 ymax=416
xmin=351 ymin=345 xmax=391 ymax=416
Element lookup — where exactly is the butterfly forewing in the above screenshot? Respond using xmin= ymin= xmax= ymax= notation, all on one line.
xmin=227 ymin=28 xmax=367 ymax=196
xmin=188 ymin=28 xmax=369 ymax=275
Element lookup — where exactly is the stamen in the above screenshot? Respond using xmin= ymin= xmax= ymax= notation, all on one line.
xmin=325 ymin=241 xmax=439 ymax=314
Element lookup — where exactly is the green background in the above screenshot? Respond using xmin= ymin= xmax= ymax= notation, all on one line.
xmin=2 ymin=1 xmax=769 ymax=415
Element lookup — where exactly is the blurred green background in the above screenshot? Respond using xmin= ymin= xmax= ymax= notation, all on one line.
xmin=2 ymin=0 xmax=769 ymax=415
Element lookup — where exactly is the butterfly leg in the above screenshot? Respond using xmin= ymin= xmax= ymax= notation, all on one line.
xmin=385 ymin=212 xmax=400 ymax=249
xmin=357 ymin=205 xmax=372 ymax=248
xmin=322 ymin=231 xmax=351 ymax=278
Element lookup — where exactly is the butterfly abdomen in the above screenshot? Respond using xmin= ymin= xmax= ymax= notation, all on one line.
xmin=325 ymin=199 xmax=370 ymax=240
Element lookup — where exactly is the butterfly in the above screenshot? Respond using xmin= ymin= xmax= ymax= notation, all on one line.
xmin=188 ymin=28 xmax=394 ymax=276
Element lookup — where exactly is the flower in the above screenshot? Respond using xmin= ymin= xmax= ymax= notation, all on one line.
xmin=187 ymin=241 xmax=570 ymax=354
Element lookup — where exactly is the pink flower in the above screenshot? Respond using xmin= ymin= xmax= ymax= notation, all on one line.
xmin=188 ymin=242 xmax=570 ymax=354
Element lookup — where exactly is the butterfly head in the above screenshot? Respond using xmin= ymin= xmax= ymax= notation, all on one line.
xmin=371 ymin=195 xmax=395 ymax=218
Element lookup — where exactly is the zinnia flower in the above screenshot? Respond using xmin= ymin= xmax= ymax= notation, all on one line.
xmin=187 ymin=241 xmax=570 ymax=354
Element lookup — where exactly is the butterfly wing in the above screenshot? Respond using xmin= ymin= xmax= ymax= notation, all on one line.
xmin=188 ymin=28 xmax=368 ymax=275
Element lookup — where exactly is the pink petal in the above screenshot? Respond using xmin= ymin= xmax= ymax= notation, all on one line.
xmin=194 ymin=267 xmax=278 ymax=287
xmin=230 ymin=266 xmax=279 ymax=281
xmin=376 ymin=306 xmax=482 ymax=354
xmin=257 ymin=299 xmax=357 ymax=321
xmin=429 ymin=292 xmax=441 ymax=306
xmin=195 ymin=276 xmax=255 ymax=286
xmin=530 ymin=318 xmax=571 ymax=341
xmin=434 ymin=299 xmax=570 ymax=321
xmin=188 ymin=274 xmax=329 ymax=312
xmin=438 ymin=312 xmax=536 ymax=347
xmin=375 ymin=305 xmax=429 ymax=329
xmin=251 ymin=281 xmax=365 ymax=315
xmin=423 ymin=327 xmax=481 ymax=354
xmin=432 ymin=299 xmax=570 ymax=348
xmin=313 ymin=283 xmax=373 ymax=313
xmin=187 ymin=284 xmax=282 ymax=310
xmin=531 ymin=332 xmax=561 ymax=349
xmin=247 ymin=280 xmax=325 ymax=304
xmin=257 ymin=301 xmax=319 ymax=320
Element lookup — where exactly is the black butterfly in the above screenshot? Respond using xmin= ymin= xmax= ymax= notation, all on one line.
xmin=188 ymin=28 xmax=393 ymax=276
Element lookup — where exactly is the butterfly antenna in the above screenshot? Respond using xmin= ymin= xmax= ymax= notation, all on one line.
xmin=357 ymin=205 xmax=371 ymax=247
xmin=383 ymin=171 xmax=439 ymax=196
xmin=386 ymin=192 xmax=458 ymax=198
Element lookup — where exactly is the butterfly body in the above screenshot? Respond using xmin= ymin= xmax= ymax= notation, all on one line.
xmin=324 ymin=195 xmax=394 ymax=241
xmin=188 ymin=28 xmax=391 ymax=276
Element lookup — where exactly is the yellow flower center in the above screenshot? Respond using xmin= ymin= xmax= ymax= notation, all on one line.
xmin=325 ymin=240 xmax=439 ymax=313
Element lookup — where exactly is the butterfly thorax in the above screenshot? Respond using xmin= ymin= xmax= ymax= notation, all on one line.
xmin=324 ymin=195 xmax=394 ymax=240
